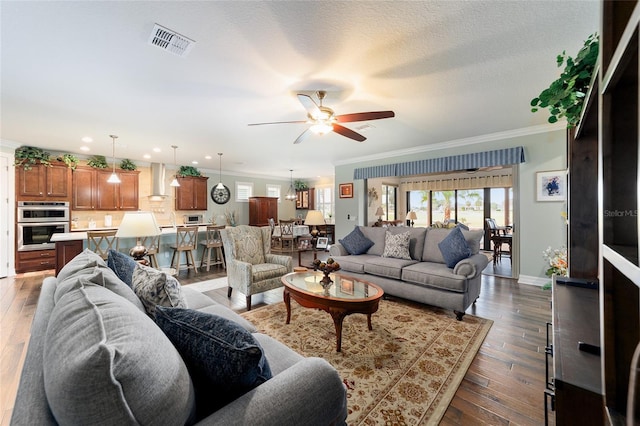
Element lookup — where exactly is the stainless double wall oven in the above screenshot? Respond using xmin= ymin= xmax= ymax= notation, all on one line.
xmin=17 ymin=201 xmax=70 ymax=251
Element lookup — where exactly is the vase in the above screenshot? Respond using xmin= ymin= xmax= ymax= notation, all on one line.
xmin=319 ymin=271 xmax=333 ymax=296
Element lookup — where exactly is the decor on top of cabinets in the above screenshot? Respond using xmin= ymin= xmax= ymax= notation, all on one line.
xmin=536 ymin=170 xmax=566 ymax=202
xmin=339 ymin=183 xmax=353 ymax=198
xmin=14 ymin=146 xmax=51 ymax=170
xmin=87 ymin=155 xmax=109 ymax=169
xmin=120 ymin=158 xmax=137 ymax=171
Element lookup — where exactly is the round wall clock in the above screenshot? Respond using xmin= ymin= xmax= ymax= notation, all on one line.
xmin=211 ymin=184 xmax=231 ymax=205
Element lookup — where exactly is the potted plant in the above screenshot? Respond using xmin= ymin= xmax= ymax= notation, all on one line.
xmin=87 ymin=155 xmax=109 ymax=169
xmin=294 ymin=180 xmax=308 ymax=190
xmin=14 ymin=146 xmax=51 ymax=170
xmin=120 ymin=158 xmax=137 ymax=171
xmin=57 ymin=153 xmax=79 ymax=170
xmin=178 ymin=165 xmax=202 ymax=177
xmin=530 ymin=33 xmax=599 ymax=128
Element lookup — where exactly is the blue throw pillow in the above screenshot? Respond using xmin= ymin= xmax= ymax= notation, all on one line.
xmin=438 ymin=226 xmax=471 ymax=268
xmin=155 ymin=307 xmax=272 ymax=419
xmin=339 ymin=226 xmax=374 ymax=255
xmin=107 ymin=249 xmax=137 ymax=287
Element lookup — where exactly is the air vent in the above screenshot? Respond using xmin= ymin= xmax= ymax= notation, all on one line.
xmin=148 ymin=24 xmax=195 ymax=57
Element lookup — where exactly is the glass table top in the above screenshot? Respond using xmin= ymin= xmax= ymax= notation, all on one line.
xmin=283 ymin=271 xmax=380 ymax=300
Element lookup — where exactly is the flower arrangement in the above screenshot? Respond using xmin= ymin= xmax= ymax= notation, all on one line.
xmin=542 ymin=246 xmax=568 ymax=277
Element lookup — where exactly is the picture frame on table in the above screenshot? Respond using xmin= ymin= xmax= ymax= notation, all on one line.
xmin=339 ymin=183 xmax=353 ymax=198
xmin=536 ymin=170 xmax=566 ymax=202
xmin=316 ymin=237 xmax=329 ymax=249
xmin=340 ymin=279 xmax=354 ymax=295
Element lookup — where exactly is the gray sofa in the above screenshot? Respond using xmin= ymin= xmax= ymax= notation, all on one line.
xmin=329 ymin=226 xmax=489 ymax=320
xmin=11 ymin=249 xmax=347 ymax=426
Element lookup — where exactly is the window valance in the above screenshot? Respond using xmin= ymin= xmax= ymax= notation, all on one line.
xmin=400 ymin=171 xmax=513 ymax=192
xmin=353 ymin=146 xmax=525 ymax=180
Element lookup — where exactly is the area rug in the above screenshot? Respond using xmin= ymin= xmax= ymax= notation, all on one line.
xmin=241 ymin=298 xmax=492 ymax=425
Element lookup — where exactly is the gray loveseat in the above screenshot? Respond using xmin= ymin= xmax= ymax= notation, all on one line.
xmin=11 ymin=249 xmax=347 ymax=426
xmin=329 ymin=226 xmax=489 ymax=320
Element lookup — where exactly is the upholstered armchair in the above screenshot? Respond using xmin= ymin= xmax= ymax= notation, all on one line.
xmin=220 ymin=225 xmax=292 ymax=310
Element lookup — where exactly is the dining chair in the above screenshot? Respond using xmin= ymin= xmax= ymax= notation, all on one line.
xmin=200 ymin=225 xmax=226 ymax=271
xmin=169 ymin=226 xmax=199 ymax=274
xmin=278 ymin=219 xmax=296 ymax=251
xmin=485 ymin=218 xmax=512 ymax=265
xmin=87 ymin=230 xmax=119 ymax=260
xmin=268 ymin=218 xmax=279 ymax=248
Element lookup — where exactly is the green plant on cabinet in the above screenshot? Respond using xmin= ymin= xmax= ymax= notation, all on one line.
xmin=14 ymin=146 xmax=51 ymax=170
xmin=178 ymin=165 xmax=202 ymax=177
xmin=87 ymin=155 xmax=109 ymax=169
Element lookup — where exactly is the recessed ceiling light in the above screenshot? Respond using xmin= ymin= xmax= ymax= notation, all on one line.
xmin=153 ymin=147 xmax=161 ymax=153
xmin=80 ymin=146 xmax=90 ymax=152
xmin=191 ymin=161 xmax=198 ymax=165
xmin=143 ymin=154 xmax=151 ymax=159
xmin=81 ymin=136 xmax=93 ymax=143
xmin=204 ymin=155 xmax=212 ymax=160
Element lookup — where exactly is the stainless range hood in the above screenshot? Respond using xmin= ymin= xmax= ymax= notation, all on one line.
xmin=148 ymin=163 xmax=168 ymax=200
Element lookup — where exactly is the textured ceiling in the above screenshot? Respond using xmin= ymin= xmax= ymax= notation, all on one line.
xmin=1 ymin=1 xmax=599 ymax=180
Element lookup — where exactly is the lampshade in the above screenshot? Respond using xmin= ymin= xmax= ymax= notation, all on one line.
xmin=116 ymin=212 xmax=161 ymax=239
xmin=304 ymin=210 xmax=325 ymax=226
xmin=406 ymin=211 xmax=418 ymax=221
xmin=375 ymin=207 xmax=384 ymax=217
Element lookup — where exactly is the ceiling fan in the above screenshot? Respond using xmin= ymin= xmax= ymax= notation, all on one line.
xmin=248 ymin=91 xmax=395 ymax=144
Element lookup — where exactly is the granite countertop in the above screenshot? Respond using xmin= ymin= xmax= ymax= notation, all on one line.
xmin=52 ymin=224 xmax=216 ymax=242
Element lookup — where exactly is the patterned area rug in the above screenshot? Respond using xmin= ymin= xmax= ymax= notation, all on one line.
xmin=241 ymin=298 xmax=492 ymax=425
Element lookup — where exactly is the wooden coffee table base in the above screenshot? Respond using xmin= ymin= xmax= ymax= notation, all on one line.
xmin=283 ymin=287 xmax=380 ymax=352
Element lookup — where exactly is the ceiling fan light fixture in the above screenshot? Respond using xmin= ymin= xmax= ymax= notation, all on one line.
xmin=310 ymin=122 xmax=333 ymax=135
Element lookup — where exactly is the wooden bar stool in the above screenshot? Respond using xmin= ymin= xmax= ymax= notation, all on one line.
xmin=140 ymin=234 xmax=161 ymax=268
xmin=200 ymin=225 xmax=226 ymax=271
xmin=170 ymin=226 xmax=198 ymax=274
xmin=87 ymin=230 xmax=119 ymax=260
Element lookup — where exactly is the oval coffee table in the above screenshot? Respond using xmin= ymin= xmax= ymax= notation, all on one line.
xmin=281 ymin=270 xmax=384 ymax=352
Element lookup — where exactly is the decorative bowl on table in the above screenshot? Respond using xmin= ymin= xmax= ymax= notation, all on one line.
xmin=313 ymin=258 xmax=341 ymax=291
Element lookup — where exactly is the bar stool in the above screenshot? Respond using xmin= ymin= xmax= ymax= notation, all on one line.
xmin=200 ymin=225 xmax=226 ymax=271
xmin=87 ymin=230 xmax=118 ymax=260
xmin=170 ymin=226 xmax=198 ymax=274
xmin=140 ymin=234 xmax=161 ymax=268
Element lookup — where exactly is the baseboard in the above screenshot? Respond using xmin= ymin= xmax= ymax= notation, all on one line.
xmin=518 ymin=275 xmax=550 ymax=287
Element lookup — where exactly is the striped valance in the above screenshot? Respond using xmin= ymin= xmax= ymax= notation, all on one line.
xmin=353 ymin=146 xmax=525 ymax=180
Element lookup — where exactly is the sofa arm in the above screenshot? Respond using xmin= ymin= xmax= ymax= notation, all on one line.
xmin=453 ymin=253 xmax=490 ymax=278
xmin=329 ymin=243 xmax=348 ymax=257
xmin=265 ymin=253 xmax=293 ymax=272
xmin=196 ymin=358 xmax=347 ymax=426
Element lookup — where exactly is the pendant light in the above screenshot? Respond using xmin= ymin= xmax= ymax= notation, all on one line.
xmin=107 ymin=135 xmax=121 ymax=184
xmin=216 ymin=153 xmax=224 ymax=189
xmin=170 ymin=145 xmax=180 ymax=187
xmin=285 ymin=169 xmax=296 ymax=200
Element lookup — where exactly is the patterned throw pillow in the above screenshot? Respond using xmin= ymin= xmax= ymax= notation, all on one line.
xmin=339 ymin=226 xmax=374 ymax=255
xmin=382 ymin=231 xmax=412 ymax=260
xmin=155 ymin=307 xmax=272 ymax=419
xmin=437 ymin=226 xmax=472 ymax=268
xmin=107 ymin=249 xmax=137 ymax=287
xmin=132 ymin=265 xmax=186 ymax=318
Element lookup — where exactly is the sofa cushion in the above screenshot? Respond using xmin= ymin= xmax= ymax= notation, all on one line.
xmin=401 ymin=262 xmax=469 ymax=293
xmin=43 ymin=281 xmax=195 ymax=425
xmin=382 ymin=230 xmax=412 ymax=260
xmin=132 ymin=264 xmax=187 ymax=318
xmin=56 ymin=248 xmax=106 ymax=282
xmin=339 ymin=226 xmax=374 ymax=255
xmin=107 ymin=249 xmax=137 ymax=287
xmin=438 ymin=226 xmax=471 ymax=268
xmin=386 ymin=226 xmax=427 ymax=260
xmin=330 ymin=254 xmax=378 ymax=274
xmin=364 ymin=256 xmax=418 ymax=280
xmin=155 ymin=307 xmax=272 ymax=419
xmin=422 ymin=228 xmax=483 ymax=263
xmin=358 ymin=226 xmax=387 ymax=256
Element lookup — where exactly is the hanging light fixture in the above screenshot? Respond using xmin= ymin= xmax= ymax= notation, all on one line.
xmin=216 ymin=153 xmax=225 ymax=189
xmin=285 ymin=169 xmax=296 ymax=200
xmin=170 ymin=145 xmax=180 ymax=187
xmin=107 ymin=135 xmax=121 ymax=184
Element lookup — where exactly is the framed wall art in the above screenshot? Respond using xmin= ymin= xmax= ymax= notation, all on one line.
xmin=339 ymin=183 xmax=353 ymax=198
xmin=536 ymin=170 xmax=566 ymax=202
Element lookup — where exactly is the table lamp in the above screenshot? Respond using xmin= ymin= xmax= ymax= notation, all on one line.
xmin=375 ymin=206 xmax=384 ymax=225
xmin=406 ymin=211 xmax=417 ymax=227
xmin=116 ymin=211 xmax=161 ymax=262
xmin=304 ymin=210 xmax=325 ymax=237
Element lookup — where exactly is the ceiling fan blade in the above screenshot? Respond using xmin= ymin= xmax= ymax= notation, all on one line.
xmin=248 ymin=120 xmax=307 ymax=126
xmin=332 ymin=124 xmax=366 ymax=142
xmin=297 ymin=94 xmax=321 ymax=117
xmin=335 ymin=111 xmax=395 ymax=123
xmin=293 ymin=128 xmax=312 ymax=144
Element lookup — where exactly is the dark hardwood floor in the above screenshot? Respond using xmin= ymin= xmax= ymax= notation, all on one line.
xmin=0 ymin=250 xmax=554 ymax=425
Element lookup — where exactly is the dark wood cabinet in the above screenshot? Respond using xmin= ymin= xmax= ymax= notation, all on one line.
xmin=296 ymin=188 xmax=314 ymax=210
xmin=175 ymin=176 xmax=209 ymax=210
xmin=72 ymin=167 xmax=139 ymax=210
xmin=16 ymin=162 xmax=71 ymax=201
xmin=55 ymin=239 xmax=83 ymax=275
xmin=16 ymin=249 xmax=56 ymax=273
xmin=249 ymin=196 xmax=278 ymax=226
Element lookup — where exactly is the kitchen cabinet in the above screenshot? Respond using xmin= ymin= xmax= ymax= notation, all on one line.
xmin=16 ymin=162 xmax=71 ymax=201
xmin=55 ymin=239 xmax=83 ymax=275
xmin=175 ymin=176 xmax=209 ymax=211
xmin=296 ymin=188 xmax=314 ymax=210
xmin=72 ymin=167 xmax=139 ymax=210
xmin=15 ymin=249 xmax=56 ymax=273
xmin=249 ymin=196 xmax=278 ymax=227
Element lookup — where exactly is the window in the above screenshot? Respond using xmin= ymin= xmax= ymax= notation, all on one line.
xmin=407 ymin=190 xmax=430 ymax=227
xmin=381 ymin=184 xmax=397 ymax=220
xmin=235 ymin=182 xmax=253 ymax=202
xmin=315 ymin=185 xmax=334 ymax=221
xmin=266 ymin=184 xmax=281 ymax=201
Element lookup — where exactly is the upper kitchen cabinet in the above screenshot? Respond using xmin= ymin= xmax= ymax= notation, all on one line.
xmin=16 ymin=162 xmax=71 ymax=201
xmin=296 ymin=188 xmax=314 ymax=210
xmin=175 ymin=176 xmax=209 ymax=211
xmin=72 ymin=166 xmax=139 ymax=211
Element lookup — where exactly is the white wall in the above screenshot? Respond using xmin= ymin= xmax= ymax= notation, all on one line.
xmin=333 ymin=129 xmax=567 ymax=281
